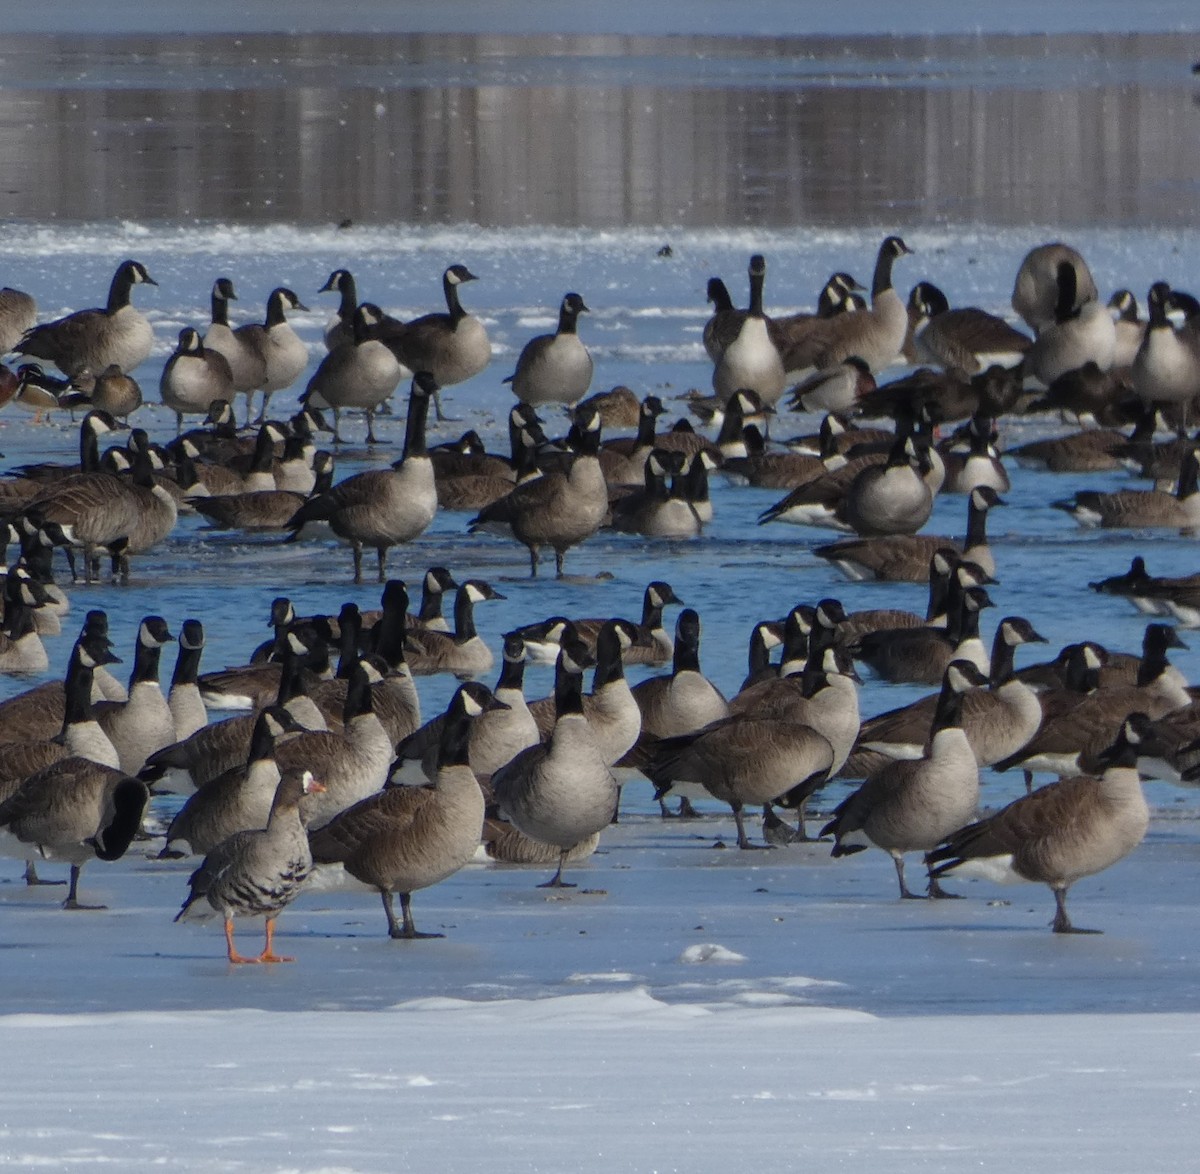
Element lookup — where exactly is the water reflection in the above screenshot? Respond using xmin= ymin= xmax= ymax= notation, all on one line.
xmin=0 ymin=31 xmax=1195 ymax=226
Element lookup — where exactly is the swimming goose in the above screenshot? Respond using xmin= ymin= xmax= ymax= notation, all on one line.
xmin=190 ymin=453 xmax=335 ymax=532
xmin=160 ymin=705 xmax=304 ymax=858
xmin=507 ymin=292 xmax=593 ymax=408
xmin=383 ymin=264 xmax=490 ymax=420
xmin=490 ymin=634 xmax=618 ymax=887
xmin=405 ymin=580 xmax=505 ymax=679
xmin=167 ymin=620 xmax=208 ymax=743
xmin=286 ymin=372 xmax=438 ymax=582
xmin=317 ymin=268 xmax=360 ymax=351
xmin=841 ymin=434 xmax=934 ymax=537
xmin=938 ymin=415 xmax=1010 ymax=495
xmin=468 ymin=408 xmax=606 ymax=578
xmin=0 ymin=282 xmax=36 ymax=354
xmin=160 ymin=327 xmax=235 ymax=434
xmin=1008 ymin=396 xmax=1149 ymax=473
xmin=611 ymin=449 xmax=702 ymax=539
xmin=305 ymin=302 xmax=403 ymax=444
xmin=816 ymin=485 xmax=1002 ymax=583
xmin=599 ymin=395 xmax=668 ymax=487
xmin=0 ymin=753 xmax=148 ymax=910
xmin=394 ymin=634 xmax=540 ymax=785
xmin=1132 ymin=282 xmax=1200 ymax=434
xmin=175 ymin=768 xmax=323 ymax=963
xmin=1052 ymin=447 xmax=1200 ymax=530
xmin=1109 ymin=289 xmax=1147 ymax=368
xmin=711 ymin=254 xmax=787 ymax=405
xmin=926 ymin=714 xmax=1169 ymax=933
xmin=1011 ymin=242 xmax=1100 ymax=334
xmin=1024 ymin=261 xmax=1117 ymax=386
xmin=310 ymin=682 xmax=495 ymax=938
xmin=234 ymin=287 xmax=310 ymax=424
xmin=822 ymin=660 xmax=988 ymax=899
xmin=203 ymin=277 xmax=268 ymax=399
xmin=94 ymin=616 xmax=176 ymax=775
xmin=14 ymin=259 xmax=157 ymax=377
xmin=907 ymin=282 xmax=1031 ymax=374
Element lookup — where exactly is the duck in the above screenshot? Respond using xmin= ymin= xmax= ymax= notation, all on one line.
xmin=234 ymin=287 xmax=310 ymax=424
xmin=1011 ymin=242 xmax=1100 ymax=333
xmin=468 ymin=408 xmax=606 ymax=578
xmin=1024 ymin=260 xmax=1117 ymax=386
xmin=175 ymin=768 xmax=323 ymax=963
xmin=14 ymin=259 xmax=157 ymax=377
xmin=907 ymin=281 xmax=1030 ymax=374
xmin=490 ymin=634 xmax=618 ymax=887
xmin=815 ymin=485 xmax=1003 ymax=583
xmin=405 ymin=580 xmax=505 ymax=679
xmin=382 ymin=263 xmax=490 ymax=421
xmin=926 ymin=714 xmax=1169 ymax=933
xmin=10 ymin=363 xmax=83 ymax=423
xmin=711 ymin=254 xmax=787 ymax=405
xmin=506 ymin=292 xmax=593 ymax=408
xmin=310 ymin=682 xmax=496 ymax=938
xmin=305 ymin=302 xmax=404 ymax=444
xmin=202 ymin=277 xmax=268 ymax=400
xmin=286 ymin=372 xmax=438 ymax=582
xmin=160 ymin=327 xmax=235 ymax=434
xmin=821 ymin=660 xmax=989 ymax=899
xmin=1132 ymin=282 xmax=1200 ymax=434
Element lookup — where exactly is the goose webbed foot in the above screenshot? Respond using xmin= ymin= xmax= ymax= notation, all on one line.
xmin=733 ymin=806 xmax=769 ymax=850
xmin=537 ymin=851 xmax=576 ymax=888
xmin=24 ymin=860 xmax=66 ymax=886
xmin=1051 ymin=888 xmax=1100 ymax=934
xmin=927 ymin=875 xmax=962 ymax=900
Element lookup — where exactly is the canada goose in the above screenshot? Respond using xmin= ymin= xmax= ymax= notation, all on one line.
xmin=383 ymin=263 xmax=490 ymax=421
xmin=1109 ymin=289 xmax=1147 ymax=368
xmin=175 ymin=768 xmax=323 ymax=963
xmin=286 ymin=373 xmax=438 ymax=582
xmin=93 ymin=616 xmax=175 ymax=775
xmin=14 ymin=260 xmax=157 ymax=377
xmin=160 ymin=705 xmax=304 ymax=858
xmin=405 ymin=566 xmax=458 ymax=634
xmin=856 ymin=617 xmax=1046 ymax=769
xmin=167 ymin=620 xmax=208 ymax=743
xmin=405 ymin=580 xmax=505 ymax=679
xmin=491 ymin=634 xmax=618 ymax=887
xmin=0 ymin=571 xmax=49 ymax=675
xmin=1024 ymin=261 xmax=1117 ymax=386
xmin=576 ymin=384 xmax=640 ymax=430
xmin=468 ymin=408 xmax=607 ymax=578
xmin=1052 ymin=447 xmax=1200 ymax=530
xmin=435 ymin=427 xmax=539 ymax=512
xmin=907 ymin=282 xmax=1031 ymax=374
xmin=776 ymin=236 xmax=913 ymax=378
xmin=198 ymin=624 xmax=330 ymax=714
xmin=317 ymin=268 xmax=360 ymax=350
xmin=1008 ymin=398 xmax=1148 ymax=472
xmin=0 ymin=283 xmax=36 ymax=354
xmin=994 ymin=624 xmax=1190 ymax=784
xmin=83 ymin=364 xmax=142 ymax=420
xmin=711 ymin=255 xmax=787 ymax=405
xmin=202 ymin=277 xmax=268 ymax=400
xmin=937 ymin=415 xmax=1010 ymax=495
xmin=1011 ymin=242 xmax=1100 ymax=333
xmin=394 ymin=634 xmax=540 ymax=785
xmin=1089 ymin=556 xmax=1179 ymax=617
xmin=738 ymin=620 xmax=786 ymax=692
xmin=610 ymin=449 xmax=702 ymax=539
xmin=507 ymin=292 xmax=593 ymax=408
xmin=822 ymin=660 xmax=988 ymax=899
xmin=0 ymin=753 xmax=148 ymax=910
xmin=234 ymin=287 xmax=310 ymax=424
xmin=3 ymin=409 xmax=121 ymax=490
xmin=788 ymin=356 xmax=876 ymax=414
xmin=189 ymin=454 xmax=335 ymax=532
xmin=305 ymin=303 xmax=403 ymax=444
xmin=927 ymin=714 xmax=1170 ymax=933
xmin=1132 ymin=282 xmax=1200 ymax=434
xmin=816 ymin=485 xmax=1002 ymax=583
xmin=841 ymin=434 xmax=934 ymax=537
xmin=310 ymin=682 xmax=496 ymax=938
xmin=159 ymin=328 xmax=235 ymax=434
xmin=702 ymin=276 xmax=737 ymax=362
xmin=599 ymin=395 xmax=667 ymax=486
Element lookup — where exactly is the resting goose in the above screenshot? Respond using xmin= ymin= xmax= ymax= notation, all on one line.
xmin=160 ymin=328 xmax=234 ymax=434
xmin=1011 ymin=242 xmax=1099 ymax=334
xmin=1052 ymin=448 xmax=1200 ymax=530
xmin=927 ymin=715 xmax=1169 ymax=933
xmin=310 ymin=682 xmax=495 ymax=938
xmin=907 ymin=281 xmax=1030 ymax=374
xmin=1024 ymin=260 xmax=1116 ymax=386
xmin=175 ymin=768 xmax=323 ymax=963
xmin=405 ymin=580 xmax=505 ymax=679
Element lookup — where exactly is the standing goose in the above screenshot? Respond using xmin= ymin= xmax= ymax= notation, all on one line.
xmin=1132 ymin=282 xmax=1200 ymax=434
xmin=927 ymin=714 xmax=1170 ymax=933
xmin=160 ymin=328 xmax=235 ymax=434
xmin=14 ymin=259 xmax=157 ymax=377
xmin=821 ymin=660 xmax=989 ymax=899
xmin=711 ymin=254 xmax=786 ymax=405
xmin=317 ymin=268 xmax=360 ymax=351
xmin=0 ymin=282 xmax=36 ymax=354
xmin=234 ymin=287 xmax=310 ymax=424
xmin=1109 ymin=289 xmax=1147 ymax=368
xmin=491 ymin=634 xmax=618 ymax=887
xmin=1011 ymin=242 xmax=1099 ymax=334
xmin=393 ymin=634 xmax=540 ymax=785
xmin=404 ymin=580 xmax=505 ymax=679
xmin=907 ymin=282 xmax=1031 ymax=374
xmin=701 ymin=276 xmax=737 ymax=362
xmin=286 ymin=373 xmax=438 ymax=582
xmin=175 ymin=768 xmax=324 ymax=963
xmin=383 ymin=263 xmax=490 ymax=421
xmin=202 ymin=277 xmax=267 ymax=400
xmin=506 ymin=292 xmax=593 ymax=408
xmin=469 ymin=408 xmax=607 ymax=578
xmin=310 ymin=682 xmax=496 ymax=939
xmin=304 ymin=303 xmax=403 ymax=444
xmin=168 ymin=620 xmax=208 ymax=743
xmin=95 ymin=616 xmax=176 ymax=775
xmin=1024 ymin=260 xmax=1117 ymax=386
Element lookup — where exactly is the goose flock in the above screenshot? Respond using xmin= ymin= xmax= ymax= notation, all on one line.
xmin=2 ymin=233 xmax=1200 ymax=964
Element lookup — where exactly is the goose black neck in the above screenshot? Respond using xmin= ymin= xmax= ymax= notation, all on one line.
xmin=1176 ymin=454 xmax=1199 ymax=500
xmin=1147 ymin=286 xmax=1171 ymax=330
xmin=988 ymin=629 xmax=1016 ymax=688
xmin=4 ymin=598 xmax=33 ymax=640
xmin=554 ymin=661 xmax=586 ymax=717
xmin=106 ymin=267 xmax=134 ymax=314
xmin=452 ymin=588 xmax=478 ymax=643
xmin=265 ymin=292 xmax=289 ymax=328
xmin=418 ymin=584 xmax=446 ymax=625
xmin=247 ymin=711 xmax=283 ymax=764
xmin=402 ymin=386 xmax=431 ymax=459
xmin=635 ymin=405 xmax=659 ymax=447
xmin=683 ymin=458 xmax=710 ymax=504
xmin=171 ymin=642 xmax=204 ymax=689
xmin=80 ymin=422 xmax=102 ymax=472
xmin=336 ymin=609 xmax=363 ymax=679
xmin=748 ymin=263 xmax=766 ymax=317
xmin=443 ymin=273 xmax=467 ymax=325
xmin=61 ymin=655 xmax=96 ymax=731
xmin=965 ymin=497 xmax=990 ymax=548
xmin=210 ymin=287 xmax=230 ymax=327
xmin=274 ymin=647 xmax=306 ymax=705
xmin=871 ymin=243 xmax=897 ymax=299
xmin=129 ymin=638 xmax=163 ymax=689
xmin=496 ymin=651 xmax=526 ymax=693
xmin=932 ymin=675 xmax=967 ymax=733
xmin=672 ymin=631 xmax=701 ymax=676
xmin=715 ymin=404 xmax=748 ymax=447
xmin=926 ymin=564 xmax=953 ymax=622
xmin=337 ymin=274 xmax=358 ymax=319
xmin=344 ymin=666 xmax=375 ymax=721
xmin=250 ymin=427 xmax=277 ymax=473
xmin=372 ymin=595 xmax=409 ymax=669
xmin=558 ymin=300 xmax=581 ymax=336
xmin=746 ymin=628 xmax=773 ymax=679
xmin=438 ymin=699 xmax=474 ymax=769
xmin=594 ymin=625 xmax=626 ymax=689
xmin=1054 ymin=263 xmax=1079 ymax=323
xmin=709 ymin=278 xmax=733 ymax=313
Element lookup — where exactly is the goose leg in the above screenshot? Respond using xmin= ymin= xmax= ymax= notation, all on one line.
xmin=927 ymin=873 xmax=962 ymax=899
xmin=365 ymin=409 xmax=384 ymax=446
xmin=1051 ymin=886 xmax=1100 ymax=934
xmin=383 ymin=889 xmax=445 ymax=937
xmin=554 ymin=548 xmax=566 ymax=579
xmin=1023 ymin=769 xmax=1034 ymax=795
xmin=732 ymin=803 xmax=768 ymax=850
xmin=537 ymin=849 xmax=576 ymax=888
xmin=224 ymin=917 xmax=260 ymax=963
xmin=376 ymin=546 xmax=387 ymax=583
xmin=527 ymin=544 xmax=540 ymax=578
xmin=352 ymin=541 xmax=364 ymax=583
xmin=332 ymin=407 xmax=344 ymax=445
xmin=24 ymin=859 xmax=66 ymax=886
xmin=257 ymin=916 xmax=295 ymax=962
xmin=892 ymin=853 xmax=924 ymax=900
xmin=61 ymin=864 xmax=106 ymax=911
xmin=434 ymin=391 xmax=460 ymax=423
